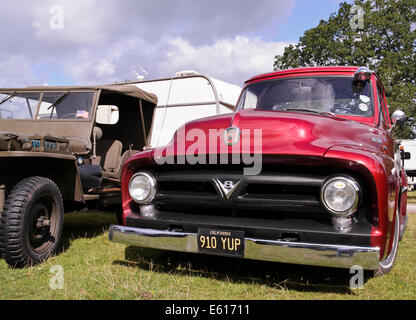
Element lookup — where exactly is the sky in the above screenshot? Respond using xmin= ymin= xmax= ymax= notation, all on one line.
xmin=0 ymin=0 xmax=347 ymax=88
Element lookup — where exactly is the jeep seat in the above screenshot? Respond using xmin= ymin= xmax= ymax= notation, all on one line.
xmin=111 ymin=149 xmax=139 ymax=179
xmin=93 ymin=140 xmax=123 ymax=178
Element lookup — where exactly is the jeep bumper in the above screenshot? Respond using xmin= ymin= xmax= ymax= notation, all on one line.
xmin=109 ymin=225 xmax=380 ymax=270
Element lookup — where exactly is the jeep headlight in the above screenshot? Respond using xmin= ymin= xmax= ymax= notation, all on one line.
xmin=129 ymin=172 xmax=156 ymax=204
xmin=321 ymin=176 xmax=360 ymax=216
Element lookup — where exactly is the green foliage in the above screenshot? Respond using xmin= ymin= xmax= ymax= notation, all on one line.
xmin=274 ymin=0 xmax=416 ymax=139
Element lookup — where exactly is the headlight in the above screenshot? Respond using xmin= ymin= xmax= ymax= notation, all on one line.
xmin=321 ymin=176 xmax=360 ymax=216
xmin=128 ymin=172 xmax=156 ymax=204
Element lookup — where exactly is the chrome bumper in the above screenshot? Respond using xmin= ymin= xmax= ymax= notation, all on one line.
xmin=109 ymin=225 xmax=380 ymax=270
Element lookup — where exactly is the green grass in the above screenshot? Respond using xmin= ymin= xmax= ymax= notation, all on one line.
xmin=1 ymin=211 xmax=416 ymax=300
xmin=408 ymin=191 xmax=416 ymax=203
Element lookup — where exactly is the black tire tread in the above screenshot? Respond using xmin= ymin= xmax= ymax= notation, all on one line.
xmin=0 ymin=176 xmax=63 ymax=268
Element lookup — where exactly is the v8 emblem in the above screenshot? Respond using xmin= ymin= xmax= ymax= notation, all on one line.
xmin=215 ymin=179 xmax=241 ymax=199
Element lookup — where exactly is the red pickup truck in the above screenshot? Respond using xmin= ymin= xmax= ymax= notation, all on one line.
xmin=110 ymin=66 xmax=409 ymax=275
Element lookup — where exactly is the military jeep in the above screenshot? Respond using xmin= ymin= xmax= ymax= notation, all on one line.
xmin=0 ymin=85 xmax=157 ymax=267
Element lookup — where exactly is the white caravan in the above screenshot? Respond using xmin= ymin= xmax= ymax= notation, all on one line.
xmin=400 ymin=139 xmax=416 ymax=190
xmin=128 ymin=71 xmax=241 ymax=148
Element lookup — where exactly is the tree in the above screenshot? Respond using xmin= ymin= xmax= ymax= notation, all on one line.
xmin=274 ymin=0 xmax=416 ymax=139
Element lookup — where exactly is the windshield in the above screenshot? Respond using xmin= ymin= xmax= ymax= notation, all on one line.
xmin=0 ymin=92 xmax=41 ymax=119
xmin=237 ymin=76 xmax=374 ymax=117
xmin=0 ymin=91 xmax=95 ymax=120
xmin=37 ymin=92 xmax=94 ymax=119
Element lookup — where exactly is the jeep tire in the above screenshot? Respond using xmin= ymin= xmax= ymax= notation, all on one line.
xmin=0 ymin=177 xmax=64 ymax=268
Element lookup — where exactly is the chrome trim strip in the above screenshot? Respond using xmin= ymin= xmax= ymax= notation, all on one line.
xmin=109 ymin=225 xmax=380 ymax=270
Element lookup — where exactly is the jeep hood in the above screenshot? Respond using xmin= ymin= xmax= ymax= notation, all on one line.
xmin=0 ymin=131 xmax=89 ymax=154
xmin=159 ymin=109 xmax=380 ymax=158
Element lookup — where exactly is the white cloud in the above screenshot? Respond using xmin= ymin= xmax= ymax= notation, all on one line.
xmin=0 ymin=0 xmax=296 ymax=87
xmin=0 ymin=55 xmax=39 ymax=87
xmin=66 ymin=59 xmax=116 ymax=82
xmin=160 ymin=36 xmax=294 ymax=85
xmin=31 ymin=0 xmax=113 ymax=46
xmin=58 ymin=35 xmax=293 ymax=86
xmin=61 ymin=37 xmax=164 ymax=84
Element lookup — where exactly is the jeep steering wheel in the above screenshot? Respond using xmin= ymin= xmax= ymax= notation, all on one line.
xmin=61 ymin=113 xmax=77 ymax=119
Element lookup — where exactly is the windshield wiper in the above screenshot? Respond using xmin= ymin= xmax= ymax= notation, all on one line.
xmin=0 ymin=92 xmax=17 ymax=106
xmin=47 ymin=91 xmax=70 ymax=119
xmin=47 ymin=91 xmax=70 ymax=111
xmin=282 ymin=108 xmax=337 ymax=117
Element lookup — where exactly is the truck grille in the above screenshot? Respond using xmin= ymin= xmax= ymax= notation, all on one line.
xmin=126 ymin=165 xmax=373 ymax=246
xmin=144 ymin=167 xmax=331 ymax=222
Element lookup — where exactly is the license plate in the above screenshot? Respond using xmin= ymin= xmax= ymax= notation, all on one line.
xmin=197 ymin=228 xmax=245 ymax=257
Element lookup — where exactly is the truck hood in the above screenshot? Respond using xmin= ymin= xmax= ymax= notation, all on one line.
xmin=158 ymin=109 xmax=381 ymax=158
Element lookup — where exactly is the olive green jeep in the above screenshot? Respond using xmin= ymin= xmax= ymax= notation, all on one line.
xmin=0 ymin=85 xmax=157 ymax=267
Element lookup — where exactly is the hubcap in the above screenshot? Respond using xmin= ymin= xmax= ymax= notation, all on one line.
xmin=27 ymin=195 xmax=58 ymax=254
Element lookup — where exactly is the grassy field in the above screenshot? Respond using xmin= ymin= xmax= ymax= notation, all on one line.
xmin=0 ymin=210 xmax=416 ymax=300
xmin=408 ymin=191 xmax=416 ymax=203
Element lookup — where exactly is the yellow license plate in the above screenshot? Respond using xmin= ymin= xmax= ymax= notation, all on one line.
xmin=197 ymin=229 xmax=244 ymax=257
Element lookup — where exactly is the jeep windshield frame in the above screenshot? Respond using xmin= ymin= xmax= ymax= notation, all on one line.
xmin=0 ymin=84 xmax=157 ymax=153
xmin=236 ymin=75 xmax=375 ymax=121
xmin=0 ymin=89 xmax=97 ymax=121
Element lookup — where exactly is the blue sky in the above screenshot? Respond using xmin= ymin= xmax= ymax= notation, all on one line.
xmin=32 ymin=62 xmax=74 ymax=86
xmin=0 ymin=0 xmax=347 ymax=87
xmin=276 ymin=0 xmax=343 ymax=41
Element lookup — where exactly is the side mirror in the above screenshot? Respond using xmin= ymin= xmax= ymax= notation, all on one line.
xmin=391 ymin=110 xmax=407 ymax=125
xmin=390 ymin=110 xmax=407 ymax=133
xmin=92 ymin=126 xmax=103 ymax=160
xmin=93 ymin=126 xmax=103 ymax=141
xmin=354 ymin=67 xmax=373 ymax=82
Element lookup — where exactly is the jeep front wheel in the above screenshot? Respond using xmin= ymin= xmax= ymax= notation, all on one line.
xmin=0 ymin=177 xmax=64 ymax=268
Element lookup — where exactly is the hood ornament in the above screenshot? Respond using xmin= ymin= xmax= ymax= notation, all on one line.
xmin=224 ymin=127 xmax=241 ymax=146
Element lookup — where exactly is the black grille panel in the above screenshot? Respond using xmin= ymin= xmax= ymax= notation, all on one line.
xmin=151 ymin=169 xmax=328 ymax=220
xmin=127 ymin=164 xmax=373 ymax=246
xmin=158 ymin=180 xmax=218 ymax=198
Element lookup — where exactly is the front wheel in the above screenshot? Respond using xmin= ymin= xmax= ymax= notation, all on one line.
xmin=375 ymin=205 xmax=400 ymax=276
xmin=0 ymin=177 xmax=64 ymax=268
